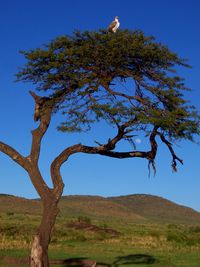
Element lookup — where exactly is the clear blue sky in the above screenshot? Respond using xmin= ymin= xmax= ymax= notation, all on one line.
xmin=0 ymin=0 xmax=200 ymax=210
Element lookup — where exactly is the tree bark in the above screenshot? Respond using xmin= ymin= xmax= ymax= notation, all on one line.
xmin=30 ymin=198 xmax=59 ymax=267
xmin=27 ymin=92 xmax=62 ymax=267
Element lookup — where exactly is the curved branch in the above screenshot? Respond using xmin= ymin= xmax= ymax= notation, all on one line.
xmin=50 ymin=143 xmax=149 ymax=198
xmin=50 ymin=126 xmax=159 ymax=197
xmin=50 ymin=144 xmax=80 ymax=199
xmin=50 ymin=118 xmax=135 ymax=197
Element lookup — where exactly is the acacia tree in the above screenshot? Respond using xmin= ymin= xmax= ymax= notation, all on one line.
xmin=0 ymin=29 xmax=199 ymax=266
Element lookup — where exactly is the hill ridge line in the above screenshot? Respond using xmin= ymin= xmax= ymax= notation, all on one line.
xmin=1 ymin=193 xmax=200 ymax=224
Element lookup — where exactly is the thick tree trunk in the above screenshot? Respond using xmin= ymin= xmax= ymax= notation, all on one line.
xmin=30 ymin=199 xmax=59 ymax=267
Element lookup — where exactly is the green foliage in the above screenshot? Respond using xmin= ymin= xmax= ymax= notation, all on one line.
xmin=17 ymin=29 xmax=199 ymax=142
xmin=167 ymin=230 xmax=188 ymax=244
xmin=166 ymin=225 xmax=200 ymax=246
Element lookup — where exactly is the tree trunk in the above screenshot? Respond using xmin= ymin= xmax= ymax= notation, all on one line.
xmin=30 ymin=198 xmax=59 ymax=267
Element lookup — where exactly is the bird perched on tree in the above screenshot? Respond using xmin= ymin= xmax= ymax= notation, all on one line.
xmin=108 ymin=16 xmax=120 ymax=33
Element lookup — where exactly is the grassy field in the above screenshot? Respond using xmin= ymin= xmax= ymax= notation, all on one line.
xmin=1 ymin=212 xmax=200 ymax=266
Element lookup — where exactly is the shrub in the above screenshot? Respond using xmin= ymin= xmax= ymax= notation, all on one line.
xmin=167 ymin=231 xmax=187 ymax=244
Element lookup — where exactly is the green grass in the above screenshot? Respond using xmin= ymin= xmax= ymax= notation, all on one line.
xmin=1 ymin=212 xmax=200 ymax=266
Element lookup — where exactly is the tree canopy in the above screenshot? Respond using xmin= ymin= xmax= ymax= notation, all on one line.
xmin=17 ymin=29 xmax=200 ymax=171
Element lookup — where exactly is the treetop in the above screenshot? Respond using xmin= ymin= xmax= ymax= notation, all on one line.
xmin=17 ymin=29 xmax=199 ymax=143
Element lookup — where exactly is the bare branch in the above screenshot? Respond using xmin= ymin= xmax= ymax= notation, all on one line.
xmin=50 ymin=141 xmax=153 ymax=199
xmin=148 ymin=160 xmax=156 ymax=177
xmin=50 ymin=144 xmax=80 ymax=199
xmin=0 ymin=92 xmax=54 ymax=199
xmin=0 ymin=141 xmax=30 ymax=172
xmin=158 ymin=132 xmax=183 ymax=171
xmin=28 ymin=91 xmax=55 ymax=198
xmin=29 ymin=91 xmax=53 ymax=164
xmin=145 ymin=126 xmax=159 ymax=176
xmin=50 ymin=126 xmax=159 ymax=197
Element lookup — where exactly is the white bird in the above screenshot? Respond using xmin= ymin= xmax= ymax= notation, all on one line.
xmin=108 ymin=16 xmax=120 ymax=33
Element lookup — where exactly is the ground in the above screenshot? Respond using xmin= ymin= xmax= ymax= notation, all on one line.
xmin=1 ymin=212 xmax=200 ymax=266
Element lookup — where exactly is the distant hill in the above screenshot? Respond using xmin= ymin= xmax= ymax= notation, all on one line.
xmin=0 ymin=193 xmax=200 ymax=224
xmin=0 ymin=194 xmax=41 ymax=215
xmin=109 ymin=194 xmax=200 ymax=224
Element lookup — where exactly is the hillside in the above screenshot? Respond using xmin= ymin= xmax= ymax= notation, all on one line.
xmin=59 ymin=195 xmax=145 ymax=221
xmin=0 ymin=194 xmax=42 ymax=214
xmin=0 ymin=193 xmax=200 ymax=224
xmin=109 ymin=194 xmax=200 ymax=224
